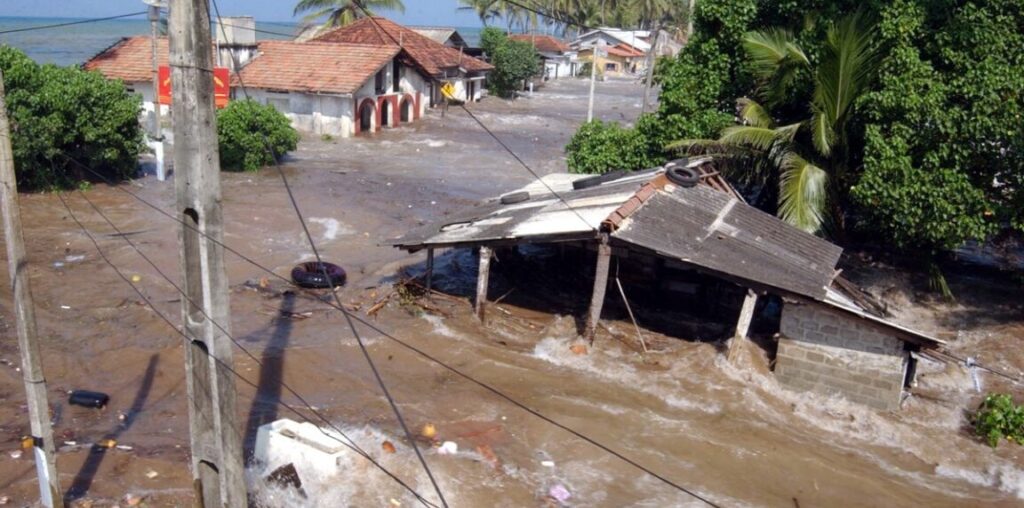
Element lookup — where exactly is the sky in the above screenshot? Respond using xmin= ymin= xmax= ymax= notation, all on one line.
xmin=0 ymin=0 xmax=485 ymax=26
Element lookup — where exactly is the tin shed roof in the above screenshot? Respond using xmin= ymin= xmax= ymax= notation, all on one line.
xmin=389 ymin=160 xmax=841 ymax=301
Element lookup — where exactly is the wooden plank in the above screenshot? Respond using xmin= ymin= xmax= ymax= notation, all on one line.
xmin=728 ymin=289 xmax=758 ymax=361
xmin=475 ymin=246 xmax=492 ymax=321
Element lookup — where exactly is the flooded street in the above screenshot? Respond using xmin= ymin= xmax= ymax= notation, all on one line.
xmin=0 ymin=77 xmax=1022 ymax=506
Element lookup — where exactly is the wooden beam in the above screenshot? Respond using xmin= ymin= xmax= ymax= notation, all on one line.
xmin=728 ymin=289 xmax=758 ymax=361
xmin=585 ymin=235 xmax=612 ymax=343
xmin=475 ymin=246 xmax=492 ymax=320
xmin=425 ymin=248 xmax=435 ymax=293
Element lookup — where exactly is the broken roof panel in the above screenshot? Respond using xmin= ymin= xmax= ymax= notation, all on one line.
xmin=389 ymin=162 xmax=840 ymax=300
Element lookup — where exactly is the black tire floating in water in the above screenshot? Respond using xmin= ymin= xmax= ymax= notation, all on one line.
xmin=500 ymin=191 xmax=531 ymax=204
xmin=291 ymin=261 xmax=347 ymax=289
xmin=69 ymin=390 xmax=109 ymax=409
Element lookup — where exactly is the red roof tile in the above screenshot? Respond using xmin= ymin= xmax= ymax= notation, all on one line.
xmin=508 ymin=34 xmax=570 ymax=54
xmin=313 ymin=17 xmax=492 ymax=77
xmin=84 ymin=36 xmax=168 ymax=83
xmin=609 ymin=43 xmax=645 ymax=58
xmin=235 ymin=41 xmax=399 ymax=95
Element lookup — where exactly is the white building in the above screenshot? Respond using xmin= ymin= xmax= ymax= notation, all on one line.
xmin=235 ymin=41 xmax=429 ymax=137
xmin=509 ymin=34 xmax=578 ymax=79
xmin=314 ymin=17 xmax=492 ymax=105
xmin=83 ymin=36 xmax=172 ymax=120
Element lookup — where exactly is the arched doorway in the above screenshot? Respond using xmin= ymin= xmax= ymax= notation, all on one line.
xmin=380 ymin=99 xmax=392 ymax=128
xmin=400 ymin=97 xmax=413 ymax=122
xmin=358 ymin=99 xmax=375 ymax=134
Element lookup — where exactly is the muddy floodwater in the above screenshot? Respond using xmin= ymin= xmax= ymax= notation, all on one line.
xmin=0 ymin=78 xmax=1022 ymax=507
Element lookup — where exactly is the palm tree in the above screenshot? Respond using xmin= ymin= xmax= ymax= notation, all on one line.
xmin=294 ymin=0 xmax=405 ymax=30
xmin=458 ymin=0 xmax=501 ymax=26
xmin=672 ymin=11 xmax=880 ymax=236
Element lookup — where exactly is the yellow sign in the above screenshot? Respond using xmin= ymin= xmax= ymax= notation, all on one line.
xmin=440 ymin=81 xmax=457 ymax=100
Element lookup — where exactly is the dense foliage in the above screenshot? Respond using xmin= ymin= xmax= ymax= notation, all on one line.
xmin=217 ymin=99 xmax=298 ymax=172
xmin=459 ymin=0 xmax=687 ymax=32
xmin=0 ymin=46 xmax=143 ymax=190
xmin=564 ymin=0 xmax=1024 ymax=280
xmin=566 ymin=120 xmax=658 ymax=174
xmin=975 ymin=393 xmax=1024 ymax=447
xmin=480 ymin=27 xmax=541 ymax=99
xmin=293 ymin=0 xmax=405 ymax=29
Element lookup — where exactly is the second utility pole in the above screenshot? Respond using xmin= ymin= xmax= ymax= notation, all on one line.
xmin=0 ymin=70 xmax=63 ymax=508
xmin=169 ymin=0 xmax=246 ymax=505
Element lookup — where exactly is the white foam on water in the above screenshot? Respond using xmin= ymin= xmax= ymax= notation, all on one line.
xmin=936 ymin=463 xmax=1024 ymax=499
xmin=307 ymin=217 xmax=352 ymax=241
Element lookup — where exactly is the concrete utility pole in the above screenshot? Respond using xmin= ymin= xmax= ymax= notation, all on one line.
xmin=587 ymin=41 xmax=604 ymax=122
xmin=169 ymin=0 xmax=246 ymax=505
xmin=0 ymin=70 xmax=64 ymax=508
xmin=641 ymin=24 xmax=660 ymax=115
xmin=148 ymin=2 xmax=162 ymax=140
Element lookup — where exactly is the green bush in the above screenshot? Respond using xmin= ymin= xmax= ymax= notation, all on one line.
xmin=480 ymin=28 xmax=540 ymax=99
xmin=565 ymin=120 xmax=660 ymax=174
xmin=974 ymin=393 xmax=1024 ymax=447
xmin=0 ymin=46 xmax=143 ymax=190
xmin=217 ymin=99 xmax=298 ymax=172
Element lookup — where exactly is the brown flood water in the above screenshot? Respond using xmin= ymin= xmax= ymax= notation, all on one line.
xmin=0 ymin=78 xmax=1022 ymax=507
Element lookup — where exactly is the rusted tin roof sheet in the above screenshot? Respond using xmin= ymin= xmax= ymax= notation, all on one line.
xmin=611 ymin=181 xmax=842 ymax=300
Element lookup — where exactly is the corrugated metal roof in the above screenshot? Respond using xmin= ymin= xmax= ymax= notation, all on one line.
xmin=389 ymin=162 xmax=944 ymax=347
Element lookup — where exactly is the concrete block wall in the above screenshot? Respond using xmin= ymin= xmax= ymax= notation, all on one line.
xmin=774 ymin=302 xmax=908 ymax=410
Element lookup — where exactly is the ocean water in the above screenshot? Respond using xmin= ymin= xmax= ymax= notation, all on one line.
xmin=0 ymin=16 xmax=482 ymax=67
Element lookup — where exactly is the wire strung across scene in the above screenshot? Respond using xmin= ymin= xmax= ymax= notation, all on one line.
xmin=63 ymin=150 xmax=722 ymax=507
xmin=62 ymin=188 xmax=440 ymax=508
xmin=0 ymin=12 xmax=149 ymax=36
xmin=208 ymin=0 xmax=450 ymax=506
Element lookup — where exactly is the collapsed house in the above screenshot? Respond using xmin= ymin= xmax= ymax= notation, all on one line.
xmin=388 ymin=159 xmax=944 ymax=410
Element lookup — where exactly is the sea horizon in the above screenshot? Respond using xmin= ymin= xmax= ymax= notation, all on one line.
xmin=0 ymin=16 xmax=484 ymax=66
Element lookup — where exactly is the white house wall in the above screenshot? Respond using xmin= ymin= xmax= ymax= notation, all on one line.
xmin=247 ymin=88 xmax=354 ymax=138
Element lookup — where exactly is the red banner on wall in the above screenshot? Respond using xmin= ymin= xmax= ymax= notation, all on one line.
xmin=158 ymin=66 xmax=230 ymax=108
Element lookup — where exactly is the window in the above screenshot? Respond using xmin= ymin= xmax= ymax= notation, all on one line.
xmin=605 ymin=62 xmax=617 ymax=71
xmin=392 ymin=60 xmax=401 ymax=92
xmin=375 ymin=68 xmax=386 ymax=94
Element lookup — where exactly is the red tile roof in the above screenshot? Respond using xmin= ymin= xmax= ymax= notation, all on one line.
xmin=235 ymin=41 xmax=399 ymax=95
xmin=508 ymin=34 xmax=570 ymax=54
xmin=313 ymin=17 xmax=492 ymax=77
xmin=84 ymin=36 xmax=168 ymax=83
xmin=609 ymin=43 xmax=645 ymax=58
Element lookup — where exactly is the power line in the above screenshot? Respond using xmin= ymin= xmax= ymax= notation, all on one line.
xmin=0 ymin=12 xmax=148 ymax=36
xmin=66 ymin=189 xmax=438 ymax=508
xmin=63 ymin=155 xmax=719 ymax=506
xmin=208 ymin=1 xmax=449 ymax=506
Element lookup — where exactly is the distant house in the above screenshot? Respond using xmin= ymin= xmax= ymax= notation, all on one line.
xmin=411 ymin=27 xmax=468 ymax=49
xmin=577 ymin=43 xmax=646 ymax=76
xmin=572 ymin=28 xmax=651 ymax=55
xmin=313 ymin=17 xmax=492 ymax=105
xmin=509 ymin=34 xmax=578 ymax=79
xmin=83 ymin=36 xmax=171 ymax=119
xmin=235 ymin=41 xmax=424 ymax=137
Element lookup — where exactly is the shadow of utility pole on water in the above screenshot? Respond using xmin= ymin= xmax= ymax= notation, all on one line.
xmin=65 ymin=354 xmax=159 ymax=501
xmin=243 ymin=293 xmax=295 ymax=461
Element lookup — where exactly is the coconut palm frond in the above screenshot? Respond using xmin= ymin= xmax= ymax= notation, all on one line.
xmin=813 ymin=9 xmax=880 ymax=131
xmin=737 ymin=98 xmax=773 ymax=128
xmin=666 ymin=138 xmax=720 ymax=151
xmin=743 ymin=28 xmax=800 ymax=79
xmin=774 ymin=121 xmax=803 ymax=144
xmin=810 ymin=107 xmax=834 ymax=156
xmin=778 ymin=153 xmax=828 ymax=234
xmin=719 ymin=125 xmax=784 ymax=153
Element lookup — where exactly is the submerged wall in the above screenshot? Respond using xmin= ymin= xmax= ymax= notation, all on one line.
xmin=774 ymin=301 xmax=909 ymax=410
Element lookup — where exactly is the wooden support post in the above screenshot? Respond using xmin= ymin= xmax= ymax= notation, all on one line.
xmin=728 ymin=289 xmax=758 ymax=361
xmin=0 ymin=70 xmax=63 ymax=508
xmin=585 ymin=235 xmax=612 ymax=343
xmin=425 ymin=248 xmax=434 ymax=293
xmin=170 ymin=0 xmax=246 ymax=505
xmin=475 ymin=246 xmax=491 ymax=320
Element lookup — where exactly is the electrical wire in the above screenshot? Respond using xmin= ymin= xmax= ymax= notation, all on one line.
xmin=208 ymin=1 xmax=449 ymax=506
xmin=0 ymin=12 xmax=149 ymax=36
xmin=67 ymin=189 xmax=439 ymax=508
xmin=62 ymin=154 xmax=720 ymax=507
